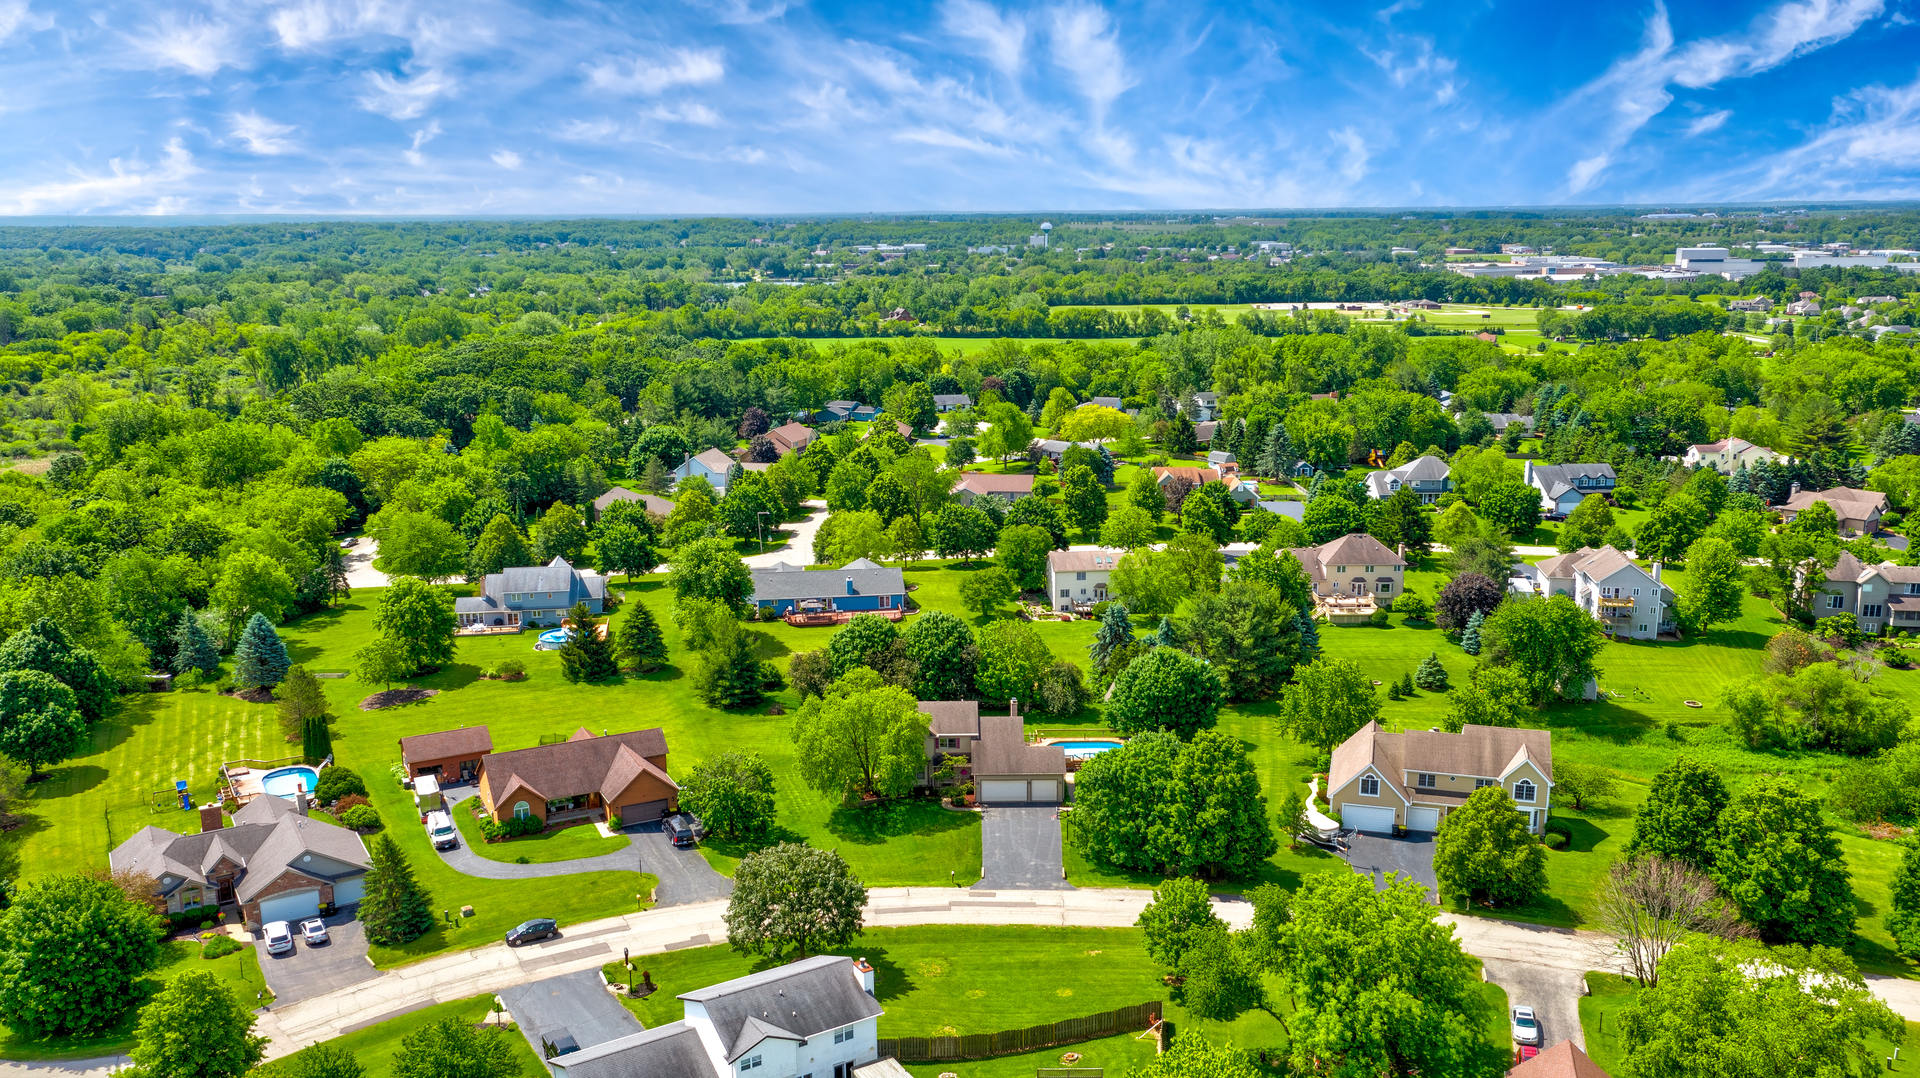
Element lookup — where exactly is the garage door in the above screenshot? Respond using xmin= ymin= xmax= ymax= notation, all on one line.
xmin=1340 ymin=804 xmax=1397 ymax=834
xmin=620 ymin=799 xmax=669 ymax=825
xmin=258 ymin=889 xmax=321 ymax=924
xmin=979 ymin=780 xmax=1030 ymax=804
xmin=333 ymin=877 xmax=365 ymax=906
xmin=1405 ymin=806 xmax=1441 ymax=832
xmin=1027 ymin=780 xmax=1060 ymax=803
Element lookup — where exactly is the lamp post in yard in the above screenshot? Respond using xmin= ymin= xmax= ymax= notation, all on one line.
xmin=756 ymin=511 xmax=770 ymax=555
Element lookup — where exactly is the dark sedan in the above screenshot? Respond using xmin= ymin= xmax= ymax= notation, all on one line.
xmin=505 ymin=918 xmax=558 ymax=947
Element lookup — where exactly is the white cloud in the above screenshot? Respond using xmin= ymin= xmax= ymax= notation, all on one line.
xmin=0 ymin=1 xmax=51 ymax=42
xmin=269 ymin=0 xmax=499 ymax=59
xmin=1331 ymin=126 xmax=1370 ymax=184
xmin=359 ymin=67 xmax=456 ymax=120
xmin=557 ymin=118 xmax=622 ymax=143
xmin=894 ymin=127 xmax=1015 ymax=157
xmin=403 ymin=120 xmax=442 ymax=166
xmin=133 ymin=13 xmax=244 ymax=76
xmin=491 ymin=149 xmax=522 ymax=169
xmin=942 ymin=0 xmax=1027 ymax=77
xmin=686 ymin=0 xmax=789 ymax=25
xmin=643 ymin=102 xmax=722 ymax=126
xmin=1568 ymin=153 xmax=1610 ymax=193
xmin=1048 ymin=5 xmax=1134 ymax=116
xmin=586 ymin=47 xmax=725 ymax=95
xmin=229 ymin=111 xmax=299 ymax=155
xmin=1686 ymin=109 xmax=1732 ymax=135
xmin=0 ymin=138 xmax=198 ymax=214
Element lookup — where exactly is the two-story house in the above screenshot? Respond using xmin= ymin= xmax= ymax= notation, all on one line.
xmin=1364 ymin=455 xmax=1452 ymax=503
xmin=1523 ymin=461 xmax=1616 ymax=516
xmin=1046 ymin=548 xmax=1124 ymax=612
xmin=1285 ymin=533 xmax=1407 ymax=622
xmin=1812 ymin=551 xmax=1920 ymax=635
xmin=549 ymin=955 xmax=887 ymax=1078
xmin=1328 ymin=721 xmax=1554 ymax=835
xmin=1529 ymin=546 xmax=1674 ymax=640
xmin=1779 ymin=486 xmax=1888 ymax=535
xmin=766 ymin=422 xmax=816 ymax=456
xmin=1682 ymin=437 xmax=1780 ymax=474
xmin=672 ymin=449 xmax=739 ymax=494
xmin=455 ymin=558 xmax=609 ymax=630
xmin=1187 ymin=391 xmax=1219 ymax=422
xmin=918 ymin=699 xmax=1066 ymax=804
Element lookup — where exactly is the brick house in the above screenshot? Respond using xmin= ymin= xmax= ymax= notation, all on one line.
xmin=478 ymin=727 xmax=679 ymax=829
xmin=110 ymin=796 xmax=370 ymax=926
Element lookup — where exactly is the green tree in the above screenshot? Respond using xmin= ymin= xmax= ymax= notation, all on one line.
xmin=369 ymin=510 xmax=467 ymax=583
xmin=1100 ymin=505 xmax=1156 ymax=549
xmin=977 ymin=402 xmax=1034 ymax=462
xmin=371 ymin=577 xmax=457 ymax=676
xmin=359 ymin=834 xmax=435 ymax=947
xmin=209 ymin=548 xmax=298 ymax=642
xmin=1072 ymin=731 xmax=1274 ymax=879
xmin=1558 ymin=494 xmax=1614 ymax=552
xmin=668 ymin=537 xmax=753 ymax=613
xmin=1127 ymin=468 xmax=1166 ymax=520
xmin=1554 ymin=761 xmax=1618 ymax=811
xmin=1636 ymin=493 xmax=1710 ymax=563
xmin=1179 ymin=485 xmax=1233 ymax=544
xmin=170 ymin=612 xmax=220 ymax=677
xmin=1413 ymin=651 xmax=1449 ymax=691
xmin=1477 ymin=480 xmax=1542 ymax=537
xmin=825 ymin=613 xmax=900 ymax=677
xmin=1372 ymin=485 xmax=1433 ymax=555
xmin=232 ymin=612 xmax=291 ymax=691
xmin=275 ymin=665 xmax=328 ymax=739
xmin=466 ymin=514 xmax=531 ymax=581
xmin=1625 ymin=756 xmax=1729 ymax=872
xmin=973 ymin=619 xmax=1050 ymax=702
xmin=1432 ymin=786 xmax=1548 ymax=907
xmin=391 ymin=1018 xmax=521 ymax=1078
xmin=0 ymin=618 xmax=117 ymax=723
xmin=1480 ymin=594 xmax=1605 ymax=702
xmin=693 ymin=627 xmax=765 ymax=709
xmin=1137 ymin=877 xmax=1226 ymax=972
xmin=1711 ymin=776 xmax=1854 ymax=946
xmin=995 ymin=524 xmax=1051 ymax=590
xmin=1088 ymin=602 xmax=1135 ymax=678
xmin=529 ymin=502 xmax=589 ymax=565
xmin=959 ymin=566 xmax=1019 ymax=619
xmin=881 ymin=380 xmax=937 ymax=435
xmin=1679 ymin=536 xmax=1745 ymax=633
xmin=790 ymin=668 xmax=929 ymax=800
xmin=1888 ymin=841 xmax=1920 ymax=960
xmin=678 ymin=752 xmax=777 ymax=843
xmin=266 ymin=1044 xmax=364 ymax=1078
xmin=1106 ymin=646 xmax=1223 ymax=739
xmin=616 ymin=603 xmax=668 ymax=673
xmin=927 ymin=504 xmax=996 ymax=563
xmin=592 ymin=517 xmax=661 ymax=580
xmin=0 ymin=873 xmax=160 ymax=1039
xmin=1460 ymin=609 xmax=1484 ymax=655
xmin=1061 ymin=464 xmax=1108 ymax=539
xmin=900 ymin=610 xmax=976 ymax=700
xmin=124 ymin=971 xmax=265 ymax=1078
xmin=1177 ymin=927 xmax=1270 ymax=1024
xmin=723 ymin=843 xmax=867 ymax=959
xmin=353 ymin=636 xmax=413 ymax=689
xmin=0 ymin=670 xmax=84 ymax=775
xmin=558 ymin=602 xmax=619 ymax=683
xmin=1277 ymin=657 xmax=1380 ymax=755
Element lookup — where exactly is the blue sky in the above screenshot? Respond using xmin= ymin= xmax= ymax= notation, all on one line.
xmin=1 ymin=0 xmax=1917 ymax=215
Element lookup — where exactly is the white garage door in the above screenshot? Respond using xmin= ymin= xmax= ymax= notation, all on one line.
xmin=979 ymin=780 xmax=1031 ymax=803
xmin=258 ymin=889 xmax=321 ymax=924
xmin=333 ymin=877 xmax=365 ymax=906
xmin=1340 ymin=804 xmax=1397 ymax=834
xmin=1027 ymin=780 xmax=1060 ymax=803
xmin=1405 ymin=806 xmax=1441 ymax=832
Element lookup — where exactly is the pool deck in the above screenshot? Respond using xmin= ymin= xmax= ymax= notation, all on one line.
xmin=222 ymin=763 xmax=316 ymax=805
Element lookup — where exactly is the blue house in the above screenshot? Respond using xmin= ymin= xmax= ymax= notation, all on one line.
xmin=749 ymin=559 xmax=908 ymax=616
xmin=1525 ymin=461 xmax=1617 ymax=516
xmin=455 ymin=558 xmax=608 ymax=630
xmin=671 ymin=449 xmax=736 ymax=493
xmin=816 ymin=400 xmax=880 ymax=423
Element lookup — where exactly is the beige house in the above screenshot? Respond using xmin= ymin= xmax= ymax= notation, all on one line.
xmin=918 ymin=700 xmax=1066 ymax=804
xmin=1284 ymin=533 xmax=1407 ymax=623
xmin=477 ymin=727 xmax=678 ymax=829
xmin=1814 ymin=551 xmax=1920 ymax=635
xmin=1682 ymin=437 xmax=1779 ymax=474
xmin=1328 ymin=721 xmax=1554 ymax=835
xmin=1525 ymin=546 xmax=1674 ymax=640
xmin=1046 ymin=548 xmax=1125 ymax=612
xmin=1779 ymin=486 xmax=1888 ymax=535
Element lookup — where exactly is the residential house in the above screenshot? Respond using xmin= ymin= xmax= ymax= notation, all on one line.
xmin=478 ymin=727 xmax=678 ymax=829
xmin=818 ymin=401 xmax=880 ymax=423
xmin=1152 ymin=465 xmax=1220 ymax=490
xmin=1811 ymin=550 xmax=1920 ymax=635
xmin=1779 ymin=486 xmax=1888 ymax=535
xmin=499 ymin=971 xmax=644 ymax=1070
xmin=548 ymin=955 xmax=885 ymax=1078
xmin=1187 ymin=392 xmax=1219 ymax=421
xmin=1727 ymin=296 xmax=1772 ymax=312
xmin=1033 ymin=438 xmax=1103 ymax=463
xmin=1403 ymin=298 xmax=1442 ymax=310
xmin=1364 ymin=455 xmax=1452 ymax=503
xmin=767 ymin=422 xmax=816 ymax=455
xmin=1328 ymin=721 xmax=1554 ymax=835
xmin=1785 ymin=298 xmax=1822 ymax=316
xmin=110 ymin=795 xmax=371 ymax=925
xmin=1192 ymin=421 xmax=1219 ymax=445
xmin=1526 ymin=546 xmax=1674 ymax=640
xmin=400 ymin=726 xmax=493 ymax=785
xmin=591 ymin=486 xmax=674 ymax=520
xmin=919 ymin=700 xmax=1067 ymax=804
xmin=1205 ymin=450 xmax=1238 ymax=474
xmin=1485 ymin=412 xmax=1534 ymax=434
xmin=672 ymin=449 xmax=737 ymax=493
xmin=749 ymin=559 xmax=908 ymax=617
xmin=1523 ymin=461 xmax=1617 ymax=516
xmin=1286 ymin=533 xmax=1407 ymax=622
xmin=931 ymin=393 xmax=972 ymax=412
xmin=1861 ymin=295 xmax=1901 ymax=306
xmin=1046 ymin=548 xmax=1124 ymax=612
xmin=1682 ymin=437 xmax=1781 ymax=474
xmin=1078 ymin=395 xmax=1124 ymax=411
xmin=1508 ymin=1041 xmax=1611 ymax=1078
xmin=951 ymin=472 xmax=1034 ymax=507
xmin=455 ymin=558 xmax=609 ymax=630
xmin=1256 ymin=500 xmax=1305 ymax=523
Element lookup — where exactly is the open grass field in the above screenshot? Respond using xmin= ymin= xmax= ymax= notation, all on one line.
xmin=321 ymin=994 xmax=541 ymax=1078
xmin=0 ymin=936 xmax=268 ymax=1061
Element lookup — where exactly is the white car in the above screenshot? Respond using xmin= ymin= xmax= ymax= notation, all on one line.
xmin=301 ymin=918 xmax=330 ymax=945
xmin=1510 ymin=1005 xmax=1541 ymax=1045
xmin=263 ymin=920 xmax=295 ymax=955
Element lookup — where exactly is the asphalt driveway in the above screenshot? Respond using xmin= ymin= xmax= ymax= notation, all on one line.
xmin=435 ymin=791 xmax=732 ymax=905
xmin=1343 ymin=831 xmax=1438 ymax=898
xmin=1480 ymin=956 xmax=1588 ymax=1051
xmin=254 ymin=911 xmax=377 ymax=1006
xmin=974 ymin=805 xmax=1072 ymax=890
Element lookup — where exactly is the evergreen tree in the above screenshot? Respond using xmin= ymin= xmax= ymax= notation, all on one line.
xmin=1168 ymin=414 xmax=1198 ymax=454
xmin=1296 ymin=611 xmax=1321 ymax=660
xmin=1461 ymin=610 xmax=1484 ymax=655
xmin=1258 ymin=423 xmax=1293 ymax=478
xmin=1151 ymin=616 xmax=1181 ymax=649
xmin=616 ymin=603 xmax=668 ymax=673
xmin=170 ymin=612 xmax=220 ymax=677
xmin=1398 ymin=671 xmax=1416 ymax=696
xmin=695 ymin=630 xmax=765 ymax=709
xmin=1415 ymin=651 xmax=1449 ymax=691
xmin=558 ymin=602 xmax=619 ymax=683
xmin=231 ymin=613 xmax=290 ymax=692
xmin=1089 ymin=602 xmax=1135 ymax=674
xmin=1889 ymin=841 xmax=1920 ymax=960
xmin=359 ymin=834 xmax=434 ymax=947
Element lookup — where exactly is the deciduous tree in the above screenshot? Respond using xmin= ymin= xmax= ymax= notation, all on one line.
xmin=1625 ymin=756 xmax=1729 ymax=872
xmin=0 ymin=670 xmax=84 ymax=775
xmin=1434 ymin=572 xmax=1502 ymax=631
xmin=1599 ymin=856 xmax=1743 ymax=988
xmin=668 ymin=537 xmax=753 ymax=613
xmin=973 ymin=619 xmax=1050 ymax=703
xmin=1106 ymin=646 xmax=1223 ymax=738
xmin=392 ymin=1018 xmax=521 ymax=1078
xmin=1711 ymin=776 xmax=1854 ymax=946
xmin=724 ymin=843 xmax=867 ymax=959
xmin=1480 ymin=594 xmax=1605 ymax=702
xmin=1432 ymin=786 xmax=1547 ymax=907
xmin=790 ymin=669 xmax=928 ymax=800
xmin=1276 ymin=657 xmax=1379 ymax=755
xmin=900 ymin=611 xmax=975 ymax=700
xmin=370 ymin=577 xmax=457 ymax=676
xmin=124 ymin=971 xmax=265 ymax=1078
xmin=679 ymin=752 xmax=777 ymax=843
xmin=0 ymin=873 xmax=160 ymax=1039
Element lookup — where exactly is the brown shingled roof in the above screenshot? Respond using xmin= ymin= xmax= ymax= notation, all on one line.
xmin=917 ymin=701 xmax=981 ymax=737
xmin=971 ymin=715 xmax=1067 ymax=778
xmin=482 ymin=729 xmax=671 ymax=805
xmin=400 ymin=726 xmax=494 ymax=767
xmin=1508 ymin=1040 xmax=1611 ymax=1078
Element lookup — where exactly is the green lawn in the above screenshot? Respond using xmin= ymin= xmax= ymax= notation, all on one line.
xmin=321 ymin=994 xmax=541 ymax=1078
xmin=0 ymin=936 xmax=268 ymax=1061
xmin=450 ymin=805 xmax=631 ymax=864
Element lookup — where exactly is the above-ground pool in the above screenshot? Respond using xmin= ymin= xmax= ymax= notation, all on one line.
xmin=1053 ymin=740 xmax=1123 ymax=760
xmin=535 ymin=628 xmax=569 ymax=650
xmin=261 ymin=765 xmax=320 ymax=800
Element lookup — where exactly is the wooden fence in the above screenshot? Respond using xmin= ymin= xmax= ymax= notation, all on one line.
xmin=879 ymin=1001 xmax=1160 ymax=1062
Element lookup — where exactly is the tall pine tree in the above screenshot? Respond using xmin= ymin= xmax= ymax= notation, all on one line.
xmin=558 ymin=602 xmax=619 ymax=683
xmin=1089 ymin=603 xmax=1135 ymax=674
xmin=1461 ymin=610 xmax=1485 ymax=656
xmin=359 ymin=834 xmax=434 ymax=946
xmin=1295 ymin=611 xmax=1322 ymax=661
xmin=617 ymin=603 xmax=668 ymax=673
xmin=232 ymin=613 xmax=290 ymax=691
xmin=171 ymin=612 xmax=221 ymax=678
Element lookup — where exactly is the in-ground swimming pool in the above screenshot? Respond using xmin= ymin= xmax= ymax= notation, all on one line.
xmin=261 ymin=765 xmax=320 ymax=800
xmin=1053 ymin=740 xmax=1123 ymax=760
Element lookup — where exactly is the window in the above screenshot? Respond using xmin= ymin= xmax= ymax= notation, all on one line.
xmin=1473 ymin=778 xmax=1495 ymax=789
xmin=1908 ymin=583 xmax=1920 ymax=595
xmin=1076 ymin=571 xmax=1086 ymax=581
xmin=1335 ymin=565 xmax=1346 ymax=573
xmin=739 ymin=1056 xmax=763 ymax=1073
xmin=1513 ymin=780 xmax=1536 ymax=803
xmin=834 ymin=1028 xmax=855 ymax=1044
xmin=1365 ymin=565 xmax=1374 ymax=573
xmin=512 ymin=801 xmax=531 ymax=820
xmin=1865 ymin=604 xmax=1886 ymax=619
xmin=1638 ymin=625 xmax=1648 ymax=633
xmin=1058 ymin=589 xmax=1069 ymax=598
xmin=1828 ymin=594 xmax=1845 ymax=610
xmin=1416 ymin=773 xmax=1436 ymax=788
xmin=1359 ymin=775 xmax=1379 ymax=797
xmin=1376 ymin=582 xmax=1392 ymax=594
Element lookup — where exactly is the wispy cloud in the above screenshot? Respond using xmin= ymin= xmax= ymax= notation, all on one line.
xmin=229 ymin=111 xmax=299 ymax=155
xmin=1686 ymin=108 xmax=1732 ymax=135
xmin=490 ymin=148 xmax=522 ymax=169
xmin=0 ymin=1 xmax=51 ymax=42
xmin=942 ymin=0 xmax=1027 ymax=77
xmin=403 ymin=120 xmax=442 ymax=166
xmin=0 ymin=137 xmax=197 ymax=214
xmin=131 ymin=13 xmax=243 ymax=75
xmin=359 ymin=67 xmax=455 ymax=120
xmin=587 ymin=48 xmax=725 ymax=95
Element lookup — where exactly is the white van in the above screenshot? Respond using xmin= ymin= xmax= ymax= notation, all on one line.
xmin=426 ymin=809 xmax=458 ymax=850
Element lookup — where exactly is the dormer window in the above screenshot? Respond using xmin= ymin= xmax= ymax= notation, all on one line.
xmin=1474 ymin=778 xmax=1495 ymax=789
xmin=1360 ymin=775 xmax=1380 ymax=797
xmin=1415 ymin=773 xmax=1436 ymax=788
xmin=1513 ymin=780 xmax=1537 ymax=802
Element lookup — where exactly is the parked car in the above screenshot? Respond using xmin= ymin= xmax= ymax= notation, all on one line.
xmin=426 ymin=809 xmax=458 ymax=850
xmin=664 ymin=812 xmax=705 ymax=848
xmin=505 ymin=918 xmax=558 ymax=947
xmin=263 ymin=920 xmax=295 ymax=955
xmin=301 ymin=918 xmax=330 ymax=945
xmin=1510 ymin=1005 xmax=1540 ymax=1045
xmin=339 ymin=536 xmax=359 ymax=549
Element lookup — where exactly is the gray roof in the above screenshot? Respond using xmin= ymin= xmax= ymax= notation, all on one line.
xmin=1527 ymin=463 xmax=1616 ymax=500
xmin=459 ymin=558 xmax=608 ymax=614
xmin=1079 ymin=396 xmax=1124 ymax=410
xmin=932 ymin=393 xmax=972 ymax=408
xmin=749 ymin=559 xmax=905 ymax=603
xmin=110 ymin=796 xmax=370 ymax=902
xmin=1257 ymin=500 xmax=1305 ymax=521
xmin=499 ymin=971 xmax=643 ymax=1063
xmin=593 ymin=487 xmax=674 ymax=517
xmin=1395 ymin=455 xmax=1451 ymax=481
xmin=918 ymin=700 xmax=980 ymax=737
xmin=680 ymin=955 xmax=883 ymax=1062
xmin=971 ymin=714 xmax=1066 ymax=779
xmin=549 ymin=1024 xmax=720 ymax=1078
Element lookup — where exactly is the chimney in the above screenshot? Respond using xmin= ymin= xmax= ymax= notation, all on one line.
xmin=199 ymin=803 xmax=225 ymax=833
xmin=1008 ymin=697 xmax=1019 ymax=720
xmin=853 ymin=958 xmax=875 ymax=995
xmin=294 ymin=784 xmax=309 ymax=816
xmin=1651 ymin=561 xmax=1663 ymax=584
xmin=845 ymin=577 xmax=855 ymax=595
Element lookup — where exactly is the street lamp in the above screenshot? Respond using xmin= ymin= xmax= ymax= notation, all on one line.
xmin=756 ymin=511 xmax=770 ymax=555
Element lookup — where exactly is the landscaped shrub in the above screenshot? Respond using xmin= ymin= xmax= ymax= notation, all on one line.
xmin=167 ymin=908 xmax=220 ymax=929
xmin=314 ymin=765 xmax=367 ymax=805
xmin=331 ymin=793 xmax=370 ymax=813
xmin=199 ymin=934 xmax=242 ymax=959
xmin=338 ymin=805 xmax=383 ymax=832
xmin=1542 ymin=831 xmax=1568 ymax=850
xmin=482 ymin=815 xmax=545 ymax=841
xmin=1367 ymin=608 xmax=1390 ymax=628
xmin=483 ymin=659 xmax=526 ymax=681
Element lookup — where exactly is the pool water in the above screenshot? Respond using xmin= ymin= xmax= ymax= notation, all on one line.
xmin=535 ymin=628 xmax=569 ymax=649
xmin=261 ymin=765 xmax=320 ymax=800
xmin=1054 ymin=740 xmax=1123 ymax=759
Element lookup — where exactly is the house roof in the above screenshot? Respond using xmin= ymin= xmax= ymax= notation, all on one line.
xmin=1047 ymin=548 xmax=1126 ymax=573
xmin=768 ymin=422 xmax=814 ymax=448
xmin=1153 ymin=466 xmax=1219 ymax=486
xmin=679 ymin=955 xmax=883 ymax=1063
xmin=110 ymin=797 xmax=371 ymax=901
xmin=1396 ymin=455 xmax=1451 ymax=481
xmin=400 ymin=725 xmax=494 ymax=765
xmin=460 ymin=558 xmax=607 ymax=615
xmin=1079 ymin=396 xmax=1124 ymax=410
xmin=1526 ymin=463 xmax=1616 ymax=500
xmin=1508 ymin=1040 xmax=1611 ymax=1078
xmin=483 ymin=728 xmax=673 ymax=807
xmin=549 ymin=1024 xmax=721 ymax=1078
xmin=593 ymin=487 xmax=675 ymax=517
xmin=932 ymin=393 xmax=972 ymax=408
xmin=748 ymin=559 xmax=907 ymax=603
xmin=1257 ymin=500 xmax=1305 ymax=521
xmin=498 ymin=970 xmax=644 ymax=1061
xmin=1298 ymin=533 xmax=1405 ymax=574
xmin=953 ymin=473 xmax=1035 ymax=495
xmin=1782 ymin=486 xmax=1888 ymax=518
xmin=971 ymin=714 xmax=1067 ymax=779
xmin=1193 ymin=421 xmax=1218 ymax=444
xmin=686 ymin=448 xmax=734 ymax=475
xmin=1534 ymin=546 xmax=1666 ymax=594
xmin=1331 ymin=721 xmax=1553 ymax=805
xmin=1205 ymin=450 xmax=1237 ymax=464
xmin=918 ymin=700 xmax=980 ymax=737
xmin=1192 ymin=391 xmax=1218 ymax=404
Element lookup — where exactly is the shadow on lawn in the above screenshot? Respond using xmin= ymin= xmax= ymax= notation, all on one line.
xmin=826 ymin=799 xmax=977 ymax=846
xmin=420 ymin=664 xmax=483 ymax=691
xmin=1549 ymin=700 xmax=1657 ymax=745
xmin=285 ymin=605 xmax=354 ymax=663
xmin=1550 ymin=813 xmax=1611 ymax=854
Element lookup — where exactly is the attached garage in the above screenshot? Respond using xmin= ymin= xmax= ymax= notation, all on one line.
xmin=979 ymin=780 xmax=1030 ymax=803
xmin=258 ymin=889 xmax=322 ymax=924
xmin=1404 ymin=806 xmax=1441 ymax=832
xmin=332 ymin=877 xmax=365 ymax=906
xmin=1340 ymin=804 xmax=1397 ymax=834
xmin=1027 ymin=779 xmax=1060 ymax=803
xmin=619 ymin=799 xmax=670 ymax=826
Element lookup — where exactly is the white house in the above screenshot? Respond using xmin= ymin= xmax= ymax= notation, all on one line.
xmin=1523 ymin=461 xmax=1616 ymax=516
xmin=1188 ymin=392 xmax=1219 ymax=422
xmin=1364 ymin=455 xmax=1452 ymax=502
xmin=1526 ymin=546 xmax=1674 ymax=640
xmin=1046 ymin=548 xmax=1124 ymax=612
xmin=1683 ymin=437 xmax=1780 ymax=474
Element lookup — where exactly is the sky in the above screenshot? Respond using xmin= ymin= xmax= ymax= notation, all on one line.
xmin=1 ymin=0 xmax=1918 ymax=216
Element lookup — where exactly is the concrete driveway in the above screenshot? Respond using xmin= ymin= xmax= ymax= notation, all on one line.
xmin=339 ymin=540 xmax=390 ymax=590
xmin=741 ymin=500 xmax=828 ymax=569
xmin=255 ymin=911 xmax=377 ymax=1006
xmin=1343 ymin=832 xmax=1438 ymax=897
xmin=1481 ymin=956 xmax=1588 ymax=1051
xmin=974 ymin=805 xmax=1071 ymax=890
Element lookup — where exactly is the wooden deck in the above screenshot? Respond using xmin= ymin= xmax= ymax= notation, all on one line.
xmin=784 ymin=608 xmax=906 ymax=627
